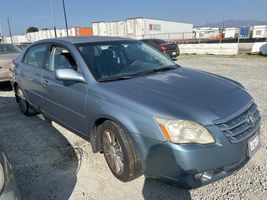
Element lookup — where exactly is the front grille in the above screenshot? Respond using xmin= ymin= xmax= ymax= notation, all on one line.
xmin=214 ymin=103 xmax=261 ymax=143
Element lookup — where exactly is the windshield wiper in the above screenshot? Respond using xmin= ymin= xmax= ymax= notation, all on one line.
xmin=98 ymin=65 xmax=177 ymax=82
xmin=98 ymin=76 xmax=133 ymax=82
xmin=152 ymin=65 xmax=177 ymax=72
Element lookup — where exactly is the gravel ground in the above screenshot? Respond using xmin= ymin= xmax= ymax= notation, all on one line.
xmin=0 ymin=55 xmax=266 ymax=200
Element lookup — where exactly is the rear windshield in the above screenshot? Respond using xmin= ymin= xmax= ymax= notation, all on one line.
xmin=0 ymin=44 xmax=21 ymax=54
xmin=153 ymin=39 xmax=167 ymax=44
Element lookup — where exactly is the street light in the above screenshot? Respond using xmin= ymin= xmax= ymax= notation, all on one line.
xmin=62 ymin=0 xmax=69 ymax=36
xmin=7 ymin=17 xmax=13 ymax=43
xmin=49 ymin=0 xmax=57 ymax=37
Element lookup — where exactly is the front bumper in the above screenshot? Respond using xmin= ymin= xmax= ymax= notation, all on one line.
xmin=129 ymin=126 xmax=260 ymax=189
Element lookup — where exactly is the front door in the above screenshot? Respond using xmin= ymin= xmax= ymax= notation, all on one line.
xmin=41 ymin=44 xmax=87 ymax=135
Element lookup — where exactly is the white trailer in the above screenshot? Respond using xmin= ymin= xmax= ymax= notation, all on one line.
xmin=92 ymin=17 xmax=193 ymax=40
xmin=193 ymin=27 xmax=220 ymax=39
xmin=224 ymin=28 xmax=239 ymax=39
xmin=252 ymin=25 xmax=267 ymax=38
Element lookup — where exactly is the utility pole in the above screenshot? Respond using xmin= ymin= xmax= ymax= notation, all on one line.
xmin=7 ymin=17 xmax=13 ymax=43
xmin=62 ymin=0 xmax=69 ymax=36
xmin=50 ymin=0 xmax=57 ymax=37
xmin=222 ymin=15 xmax=225 ymax=31
xmin=0 ymin=25 xmax=3 ymax=43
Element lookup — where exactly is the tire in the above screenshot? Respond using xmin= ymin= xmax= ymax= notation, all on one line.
xmin=100 ymin=120 xmax=142 ymax=182
xmin=16 ymin=85 xmax=33 ymax=116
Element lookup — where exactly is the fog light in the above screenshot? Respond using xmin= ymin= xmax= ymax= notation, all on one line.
xmin=194 ymin=172 xmax=204 ymax=180
xmin=194 ymin=171 xmax=213 ymax=182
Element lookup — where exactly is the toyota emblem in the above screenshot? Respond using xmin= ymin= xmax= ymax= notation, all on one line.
xmin=247 ymin=113 xmax=255 ymax=126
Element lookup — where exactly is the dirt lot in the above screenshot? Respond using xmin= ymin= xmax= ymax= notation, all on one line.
xmin=0 ymin=55 xmax=266 ymax=200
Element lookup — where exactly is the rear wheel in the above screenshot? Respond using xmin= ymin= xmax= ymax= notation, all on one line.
xmin=100 ymin=120 xmax=142 ymax=182
xmin=16 ymin=86 xmax=31 ymax=115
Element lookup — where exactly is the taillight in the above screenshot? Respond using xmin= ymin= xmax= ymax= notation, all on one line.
xmin=160 ymin=44 xmax=167 ymax=52
xmin=9 ymin=63 xmax=15 ymax=79
xmin=9 ymin=63 xmax=15 ymax=72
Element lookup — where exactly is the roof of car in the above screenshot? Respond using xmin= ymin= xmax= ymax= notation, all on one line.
xmin=37 ymin=36 xmax=135 ymax=44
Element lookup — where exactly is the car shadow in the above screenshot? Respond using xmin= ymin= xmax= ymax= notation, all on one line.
xmin=142 ymin=178 xmax=191 ymax=200
xmin=0 ymin=93 xmax=79 ymax=199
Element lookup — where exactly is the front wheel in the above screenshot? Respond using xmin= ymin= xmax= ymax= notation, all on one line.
xmin=100 ymin=120 xmax=142 ymax=182
xmin=16 ymin=86 xmax=31 ymax=115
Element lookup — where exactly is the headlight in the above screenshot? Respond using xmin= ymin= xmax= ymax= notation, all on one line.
xmin=0 ymin=162 xmax=5 ymax=193
xmin=155 ymin=117 xmax=215 ymax=144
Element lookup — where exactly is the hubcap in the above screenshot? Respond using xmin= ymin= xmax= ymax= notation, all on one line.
xmin=17 ymin=88 xmax=27 ymax=112
xmin=102 ymin=130 xmax=124 ymax=175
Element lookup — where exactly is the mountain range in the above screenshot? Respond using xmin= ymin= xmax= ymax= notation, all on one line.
xmin=197 ymin=19 xmax=267 ymax=28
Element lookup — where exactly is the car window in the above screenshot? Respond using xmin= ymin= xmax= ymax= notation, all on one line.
xmin=23 ymin=43 xmax=48 ymax=68
xmin=47 ymin=46 xmax=77 ymax=72
xmin=76 ymin=41 xmax=176 ymax=81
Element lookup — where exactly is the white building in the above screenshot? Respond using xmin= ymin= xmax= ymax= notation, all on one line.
xmin=93 ymin=17 xmax=193 ymax=40
xmin=252 ymin=25 xmax=267 ymax=38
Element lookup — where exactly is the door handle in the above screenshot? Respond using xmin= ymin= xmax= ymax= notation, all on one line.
xmin=42 ymin=80 xmax=49 ymax=87
xmin=25 ymin=77 xmax=34 ymax=81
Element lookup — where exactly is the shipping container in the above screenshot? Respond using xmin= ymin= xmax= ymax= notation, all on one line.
xmin=193 ymin=27 xmax=220 ymax=39
xmin=252 ymin=25 xmax=267 ymax=38
xmin=92 ymin=17 xmax=193 ymax=40
xmin=93 ymin=22 xmax=108 ymax=36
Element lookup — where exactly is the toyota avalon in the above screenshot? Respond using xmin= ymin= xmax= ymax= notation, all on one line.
xmin=11 ymin=36 xmax=261 ymax=188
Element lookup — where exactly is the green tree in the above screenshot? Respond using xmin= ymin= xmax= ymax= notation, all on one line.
xmin=26 ymin=26 xmax=39 ymax=33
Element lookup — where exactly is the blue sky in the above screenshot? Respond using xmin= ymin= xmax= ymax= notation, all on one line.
xmin=0 ymin=0 xmax=267 ymax=35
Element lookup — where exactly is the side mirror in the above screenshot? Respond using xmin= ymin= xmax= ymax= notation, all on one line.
xmin=55 ymin=69 xmax=86 ymax=83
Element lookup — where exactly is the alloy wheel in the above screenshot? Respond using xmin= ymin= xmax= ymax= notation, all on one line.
xmin=102 ymin=130 xmax=124 ymax=175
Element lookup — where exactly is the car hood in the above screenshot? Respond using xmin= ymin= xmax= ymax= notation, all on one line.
xmin=103 ymin=67 xmax=252 ymax=125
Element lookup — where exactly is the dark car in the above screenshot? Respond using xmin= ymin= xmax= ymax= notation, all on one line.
xmin=11 ymin=36 xmax=261 ymax=189
xmin=0 ymin=148 xmax=20 ymax=199
xmin=140 ymin=39 xmax=179 ymax=59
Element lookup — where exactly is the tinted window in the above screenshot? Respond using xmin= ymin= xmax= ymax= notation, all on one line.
xmin=0 ymin=44 xmax=21 ymax=54
xmin=76 ymin=40 xmax=176 ymax=81
xmin=47 ymin=46 xmax=77 ymax=72
xmin=153 ymin=39 xmax=167 ymax=44
xmin=23 ymin=43 xmax=48 ymax=67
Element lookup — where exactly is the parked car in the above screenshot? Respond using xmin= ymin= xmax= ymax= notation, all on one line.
xmin=0 ymin=44 xmax=21 ymax=83
xmin=11 ymin=36 xmax=261 ymax=189
xmin=140 ymin=39 xmax=179 ymax=59
xmin=0 ymin=148 xmax=20 ymax=200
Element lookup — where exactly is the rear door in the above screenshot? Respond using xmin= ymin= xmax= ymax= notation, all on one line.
xmin=19 ymin=43 xmax=49 ymax=107
xmin=41 ymin=44 xmax=87 ymax=135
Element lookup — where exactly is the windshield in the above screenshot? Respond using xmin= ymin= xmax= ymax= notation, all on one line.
xmin=76 ymin=40 xmax=177 ymax=81
xmin=153 ymin=39 xmax=167 ymax=44
xmin=0 ymin=44 xmax=21 ymax=54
